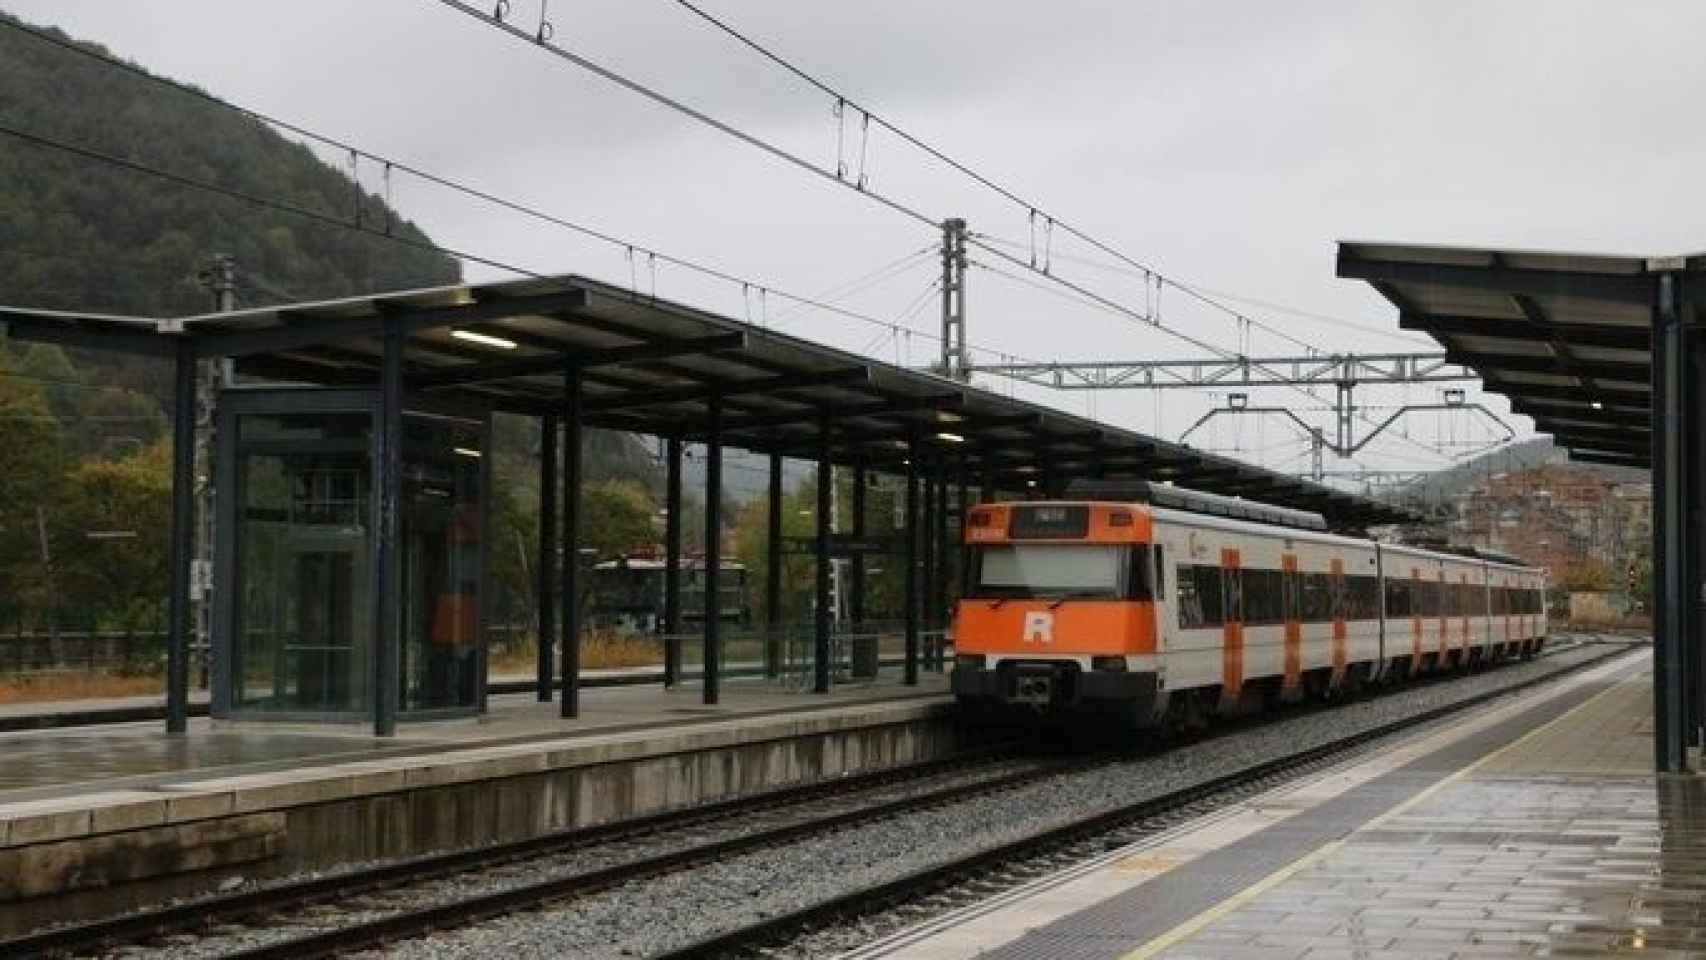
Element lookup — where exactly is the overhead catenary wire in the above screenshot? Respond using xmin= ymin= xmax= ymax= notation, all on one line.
xmin=0 ymin=16 xmax=987 ymax=358
xmin=657 ymin=1 xmax=1416 ymax=357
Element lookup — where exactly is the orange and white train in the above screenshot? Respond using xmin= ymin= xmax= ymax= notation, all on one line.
xmin=950 ymin=481 xmax=1547 ymax=728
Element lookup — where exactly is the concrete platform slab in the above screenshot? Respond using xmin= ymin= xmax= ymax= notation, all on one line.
xmin=0 ymin=673 xmax=954 ymax=933
xmin=850 ymin=650 xmax=1681 ymax=960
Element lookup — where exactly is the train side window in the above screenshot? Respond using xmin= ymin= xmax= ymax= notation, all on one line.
xmin=1126 ymin=548 xmax=1154 ymax=602
xmin=1222 ymin=566 xmax=1243 ymax=623
xmin=1153 ymin=545 xmax=1165 ymax=600
xmin=1300 ymin=573 xmax=1333 ymax=622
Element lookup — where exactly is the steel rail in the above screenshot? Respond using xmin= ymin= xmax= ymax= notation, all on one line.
xmin=0 ymin=742 xmax=1039 ymax=959
xmin=653 ymin=640 xmax=1639 ymax=959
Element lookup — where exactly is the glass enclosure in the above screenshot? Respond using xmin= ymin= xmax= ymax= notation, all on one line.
xmin=232 ymin=409 xmax=374 ymax=715
xmin=217 ymin=390 xmax=486 ymax=723
xmin=400 ymin=413 xmax=483 ymax=713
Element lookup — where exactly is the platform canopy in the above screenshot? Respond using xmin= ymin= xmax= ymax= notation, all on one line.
xmin=1336 ymin=241 xmax=1663 ymax=469
xmin=1 ymin=273 xmax=1416 ymax=528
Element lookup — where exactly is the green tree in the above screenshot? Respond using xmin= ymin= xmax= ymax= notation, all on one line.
xmin=0 ymin=358 xmax=65 ymax=629
xmin=51 ymin=441 xmax=171 ymax=632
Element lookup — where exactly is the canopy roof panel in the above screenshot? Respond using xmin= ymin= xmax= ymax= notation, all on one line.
xmin=1335 ymin=240 xmax=1690 ymax=470
xmin=4 ymin=272 xmax=1419 ymax=528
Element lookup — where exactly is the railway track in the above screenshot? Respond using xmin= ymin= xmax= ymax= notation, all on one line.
xmin=0 ymin=742 xmax=1069 ymax=960
xmin=2 ymin=636 xmax=1632 ymax=960
xmin=655 ymin=638 xmax=1639 ymax=959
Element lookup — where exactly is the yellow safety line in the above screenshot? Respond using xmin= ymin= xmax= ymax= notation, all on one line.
xmin=1119 ymin=663 xmax=1641 ymax=960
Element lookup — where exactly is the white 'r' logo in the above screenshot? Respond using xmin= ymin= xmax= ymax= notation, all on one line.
xmin=1022 ymin=611 xmax=1054 ymax=644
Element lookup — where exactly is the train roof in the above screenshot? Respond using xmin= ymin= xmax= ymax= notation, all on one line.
xmin=1063 ymin=479 xmax=1329 ymax=531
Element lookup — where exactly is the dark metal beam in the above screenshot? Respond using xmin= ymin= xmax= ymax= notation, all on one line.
xmin=537 ymin=415 xmax=558 ymax=702
xmin=412 ymin=332 xmax=747 ymax=389
xmin=374 ymin=318 xmax=404 ymax=737
xmin=198 ymin=289 xmax=590 ymax=358
xmin=1445 ymin=350 xmax=1649 ymax=381
xmin=814 ymin=419 xmax=833 ymax=694
xmin=766 ymin=452 xmax=783 ymax=677
xmin=561 ymin=365 xmax=584 ymax=719
xmin=665 ymin=437 xmax=683 ymax=687
xmin=1403 ymin=311 xmax=1650 ymax=351
xmin=703 ymin=392 xmax=724 ymax=705
xmin=2 ymin=312 xmax=178 ymax=358
xmin=1336 ymin=251 xmax=1654 ymax=305
xmin=584 ymin=367 xmax=870 ymax=413
xmin=904 ymin=427 xmax=920 ymax=686
xmin=1569 ymin=450 xmax=1649 ymax=469
xmin=1482 ymin=379 xmax=1648 ymax=406
xmin=164 ymin=338 xmax=195 ymax=734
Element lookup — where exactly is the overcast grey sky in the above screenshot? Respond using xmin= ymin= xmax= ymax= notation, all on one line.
xmin=6 ymin=0 xmax=1696 ymax=483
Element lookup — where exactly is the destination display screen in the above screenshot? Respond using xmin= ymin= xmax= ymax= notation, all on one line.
xmin=1007 ymin=504 xmax=1090 ymax=539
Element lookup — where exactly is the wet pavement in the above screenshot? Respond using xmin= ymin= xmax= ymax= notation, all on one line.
xmin=0 ymin=672 xmax=949 ymax=801
xmin=1149 ymin=668 xmax=1706 ymax=960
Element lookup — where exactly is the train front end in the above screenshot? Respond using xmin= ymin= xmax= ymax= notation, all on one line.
xmin=950 ymin=501 xmax=1161 ymax=725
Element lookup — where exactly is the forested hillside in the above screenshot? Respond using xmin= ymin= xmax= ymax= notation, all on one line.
xmin=0 ymin=13 xmax=665 ymax=648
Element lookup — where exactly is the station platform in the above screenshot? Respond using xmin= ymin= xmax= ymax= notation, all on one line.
xmin=858 ymin=649 xmax=1694 ymax=960
xmin=0 ymin=672 xmax=953 ymax=931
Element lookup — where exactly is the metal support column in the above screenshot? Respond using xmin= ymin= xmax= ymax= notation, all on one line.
xmin=664 ymin=437 xmax=683 ymax=687
xmin=922 ymin=476 xmax=936 ymax=633
xmin=850 ymin=464 xmax=866 ymax=628
xmin=704 ymin=393 xmax=723 ymax=705
xmin=1655 ymin=271 xmax=1688 ymax=772
xmin=814 ymin=420 xmax=833 ymax=693
xmin=765 ymin=452 xmax=783 ymax=677
xmin=561 ymin=366 xmax=583 ymax=719
xmin=165 ymin=337 xmax=196 ymax=734
xmin=934 ymin=475 xmax=950 ymax=667
xmin=904 ymin=434 xmax=920 ymax=686
xmin=536 ymin=415 xmax=557 ymax=701
xmin=374 ymin=319 xmax=403 ymax=737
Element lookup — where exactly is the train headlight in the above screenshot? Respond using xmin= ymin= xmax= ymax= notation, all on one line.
xmin=955 ymin=653 xmax=987 ymax=670
xmin=1091 ymin=656 xmax=1128 ymax=672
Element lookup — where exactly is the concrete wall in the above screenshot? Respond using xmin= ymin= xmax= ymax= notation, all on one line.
xmin=0 ymin=699 xmax=962 ymax=936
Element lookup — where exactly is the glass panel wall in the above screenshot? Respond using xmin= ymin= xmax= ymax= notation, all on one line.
xmin=400 ymin=412 xmax=483 ymax=714
xmin=232 ymin=410 xmax=374 ymax=716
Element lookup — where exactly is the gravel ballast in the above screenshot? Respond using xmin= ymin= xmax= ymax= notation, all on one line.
xmin=346 ymin=640 xmax=1636 ymax=960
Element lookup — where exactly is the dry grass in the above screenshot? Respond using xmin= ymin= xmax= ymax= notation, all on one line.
xmin=0 ymin=672 xmax=164 ymax=705
xmin=487 ymin=630 xmax=663 ymax=676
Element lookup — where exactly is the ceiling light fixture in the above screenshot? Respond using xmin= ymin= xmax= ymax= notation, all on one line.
xmin=453 ymin=447 xmax=483 ymax=458
xmin=1591 ymin=400 xmax=1604 ymax=410
xmin=451 ymin=329 xmax=518 ymax=350
xmin=935 ymin=431 xmax=966 ymax=444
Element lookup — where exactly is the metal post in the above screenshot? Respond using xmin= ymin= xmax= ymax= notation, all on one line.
xmin=766 ymin=452 xmax=783 ymax=677
xmin=561 ymin=366 xmax=584 ymax=719
xmin=939 ymin=218 xmax=969 ymax=382
xmin=922 ymin=476 xmax=936 ymax=634
xmin=664 ymin=437 xmax=683 ymax=687
xmin=165 ymin=337 xmax=196 ymax=734
xmin=704 ymin=393 xmax=723 ymax=705
xmin=1690 ymin=316 xmax=1706 ymax=751
xmin=374 ymin=319 xmax=403 ymax=737
xmin=850 ymin=464 xmax=866 ymax=628
xmin=536 ymin=415 xmax=557 ymax=701
xmin=904 ymin=435 xmax=920 ymax=686
xmin=814 ymin=420 xmax=833 ymax=693
xmin=935 ymin=475 xmax=950 ymax=667
xmin=1655 ymin=271 xmax=1687 ymax=772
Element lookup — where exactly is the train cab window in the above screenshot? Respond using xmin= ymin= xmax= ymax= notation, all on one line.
xmin=1125 ymin=549 xmax=1156 ymax=602
xmin=968 ymin=544 xmax=1132 ymax=601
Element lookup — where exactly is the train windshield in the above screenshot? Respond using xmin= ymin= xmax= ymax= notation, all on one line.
xmin=968 ymin=544 xmax=1149 ymax=600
